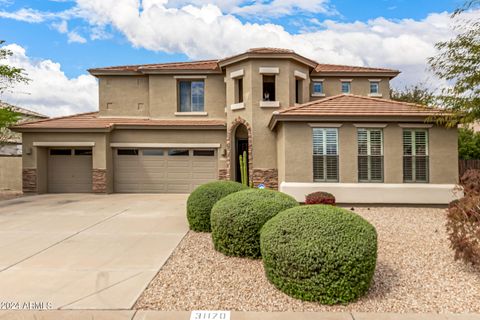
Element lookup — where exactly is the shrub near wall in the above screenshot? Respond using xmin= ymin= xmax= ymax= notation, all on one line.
xmin=187 ymin=181 xmax=248 ymax=232
xmin=260 ymin=205 xmax=377 ymax=305
xmin=447 ymin=195 xmax=480 ymax=267
xmin=211 ymin=189 xmax=298 ymax=258
xmin=305 ymin=191 xmax=336 ymax=205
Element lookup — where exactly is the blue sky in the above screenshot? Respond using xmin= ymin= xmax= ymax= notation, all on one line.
xmin=0 ymin=0 xmax=474 ymax=116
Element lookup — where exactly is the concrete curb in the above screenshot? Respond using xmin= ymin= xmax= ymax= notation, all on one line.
xmin=0 ymin=311 xmax=479 ymax=320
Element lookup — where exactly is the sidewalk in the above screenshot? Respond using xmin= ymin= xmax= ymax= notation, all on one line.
xmin=0 ymin=311 xmax=479 ymax=320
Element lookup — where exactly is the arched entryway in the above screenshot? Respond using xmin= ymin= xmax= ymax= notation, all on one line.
xmin=226 ymin=117 xmax=253 ymax=183
xmin=233 ymin=124 xmax=249 ymax=182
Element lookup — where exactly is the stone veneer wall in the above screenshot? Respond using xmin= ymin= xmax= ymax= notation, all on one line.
xmin=218 ymin=169 xmax=228 ymax=181
xmin=22 ymin=168 xmax=37 ymax=193
xmin=253 ymin=168 xmax=278 ymax=190
xmin=92 ymin=169 xmax=107 ymax=193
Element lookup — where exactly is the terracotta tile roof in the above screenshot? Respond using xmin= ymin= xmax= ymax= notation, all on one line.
xmin=12 ymin=112 xmax=226 ymax=130
xmin=247 ymin=48 xmax=295 ymax=54
xmin=88 ymin=48 xmax=399 ymax=76
xmin=88 ymin=60 xmax=220 ymax=73
xmin=314 ymin=64 xmax=399 ymax=74
xmin=277 ymin=94 xmax=443 ymax=117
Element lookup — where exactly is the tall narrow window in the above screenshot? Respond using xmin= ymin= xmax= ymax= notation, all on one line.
xmin=403 ymin=129 xmax=429 ymax=182
xmin=313 ymin=128 xmax=339 ymax=182
xmin=341 ymin=81 xmax=351 ymax=94
xmin=235 ymin=78 xmax=243 ymax=103
xmin=262 ymin=75 xmax=276 ymax=101
xmin=358 ymin=128 xmax=383 ymax=182
xmin=179 ymin=80 xmax=204 ymax=112
xmin=295 ymin=79 xmax=303 ymax=104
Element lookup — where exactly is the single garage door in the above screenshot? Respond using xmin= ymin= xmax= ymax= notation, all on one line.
xmin=114 ymin=148 xmax=218 ymax=193
xmin=48 ymin=148 xmax=93 ymax=193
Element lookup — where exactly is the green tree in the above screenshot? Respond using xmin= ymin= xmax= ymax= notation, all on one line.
xmin=458 ymin=127 xmax=480 ymax=159
xmin=0 ymin=40 xmax=28 ymax=143
xmin=390 ymin=84 xmax=436 ymax=106
xmin=428 ymin=1 xmax=480 ymax=127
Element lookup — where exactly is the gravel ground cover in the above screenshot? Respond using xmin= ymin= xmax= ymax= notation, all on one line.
xmin=135 ymin=207 xmax=480 ymax=313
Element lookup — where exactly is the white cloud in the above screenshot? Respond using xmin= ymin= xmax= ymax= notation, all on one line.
xmin=67 ymin=30 xmax=87 ymax=43
xmin=232 ymin=0 xmax=335 ymax=18
xmin=52 ymin=20 xmax=68 ymax=33
xmin=1 ymin=44 xmax=97 ymax=117
xmin=0 ymin=8 xmax=48 ymax=22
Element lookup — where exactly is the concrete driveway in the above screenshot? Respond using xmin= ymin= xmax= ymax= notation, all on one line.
xmin=0 ymin=194 xmax=188 ymax=310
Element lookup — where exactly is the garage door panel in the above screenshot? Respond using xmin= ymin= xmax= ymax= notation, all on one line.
xmin=114 ymin=148 xmax=217 ymax=193
xmin=166 ymin=159 xmax=190 ymax=168
xmin=166 ymin=183 xmax=191 ymax=193
xmin=48 ymin=152 xmax=92 ymax=193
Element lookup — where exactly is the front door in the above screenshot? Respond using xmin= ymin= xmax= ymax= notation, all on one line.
xmin=236 ymin=139 xmax=249 ymax=183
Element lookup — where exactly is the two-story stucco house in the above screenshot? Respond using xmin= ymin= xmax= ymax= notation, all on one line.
xmin=12 ymin=48 xmax=459 ymax=204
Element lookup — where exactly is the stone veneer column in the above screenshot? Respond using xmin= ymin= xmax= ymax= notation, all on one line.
xmin=22 ymin=168 xmax=37 ymax=193
xmin=253 ymin=168 xmax=278 ymax=190
xmin=92 ymin=169 xmax=107 ymax=193
xmin=218 ymin=169 xmax=228 ymax=181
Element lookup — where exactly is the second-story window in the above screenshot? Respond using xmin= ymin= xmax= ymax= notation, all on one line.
xmin=263 ymin=75 xmax=276 ymax=101
xmin=312 ymin=81 xmax=324 ymax=95
xmin=370 ymin=81 xmax=380 ymax=94
xmin=179 ymin=80 xmax=204 ymax=112
xmin=341 ymin=81 xmax=351 ymax=94
xmin=235 ymin=78 xmax=243 ymax=103
xmin=295 ymin=79 xmax=303 ymax=104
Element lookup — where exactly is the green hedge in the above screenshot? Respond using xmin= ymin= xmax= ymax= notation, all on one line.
xmin=260 ymin=205 xmax=377 ymax=304
xmin=186 ymin=181 xmax=248 ymax=232
xmin=211 ymin=189 xmax=299 ymax=258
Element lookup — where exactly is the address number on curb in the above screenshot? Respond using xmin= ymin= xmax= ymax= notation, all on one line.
xmin=190 ymin=310 xmax=230 ymax=320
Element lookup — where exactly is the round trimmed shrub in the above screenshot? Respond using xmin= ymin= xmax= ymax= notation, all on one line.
xmin=187 ymin=181 xmax=248 ymax=232
xmin=211 ymin=189 xmax=299 ymax=258
xmin=260 ymin=205 xmax=377 ymax=305
xmin=305 ymin=191 xmax=336 ymax=205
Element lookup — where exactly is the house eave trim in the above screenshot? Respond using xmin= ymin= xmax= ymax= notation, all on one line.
xmin=110 ymin=143 xmax=221 ymax=148
xmin=33 ymin=142 xmax=96 ymax=147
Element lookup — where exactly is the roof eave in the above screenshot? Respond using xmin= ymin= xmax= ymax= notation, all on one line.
xmin=88 ymin=69 xmax=143 ymax=76
xmin=138 ymin=69 xmax=223 ymax=75
xmin=113 ymin=124 xmax=226 ymax=130
xmin=10 ymin=127 xmax=113 ymax=133
xmin=311 ymin=71 xmax=401 ymax=78
xmin=269 ymin=114 xmax=442 ymax=130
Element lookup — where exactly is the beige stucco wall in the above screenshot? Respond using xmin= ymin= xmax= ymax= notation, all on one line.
xmin=430 ymin=126 xmax=458 ymax=184
xmin=0 ymin=156 xmax=22 ymax=191
xmin=310 ymin=76 xmax=391 ymax=101
xmin=278 ymin=122 xmax=458 ymax=185
xmin=99 ymin=76 xmax=149 ymax=117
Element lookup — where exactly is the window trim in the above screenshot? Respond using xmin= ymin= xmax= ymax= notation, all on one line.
xmin=312 ymin=128 xmax=339 ymax=183
xmin=177 ymin=79 xmax=205 ymax=112
xmin=403 ymin=129 xmax=429 ymax=183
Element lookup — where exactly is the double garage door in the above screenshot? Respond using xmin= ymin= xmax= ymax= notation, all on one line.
xmin=114 ymin=148 xmax=217 ymax=193
xmin=46 ymin=147 xmax=217 ymax=193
